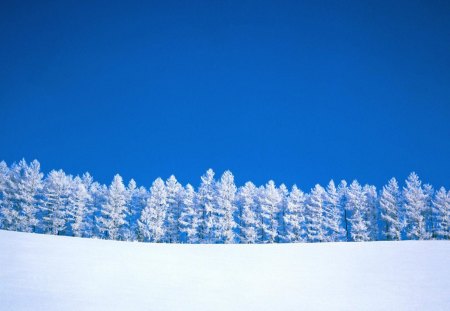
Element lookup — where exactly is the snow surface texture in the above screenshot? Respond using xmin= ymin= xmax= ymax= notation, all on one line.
xmin=1 ymin=230 xmax=449 ymax=311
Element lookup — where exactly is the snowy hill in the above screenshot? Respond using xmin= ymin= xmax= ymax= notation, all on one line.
xmin=1 ymin=230 xmax=449 ymax=311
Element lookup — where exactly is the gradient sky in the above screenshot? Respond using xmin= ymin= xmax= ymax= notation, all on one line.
xmin=1 ymin=0 xmax=449 ymax=189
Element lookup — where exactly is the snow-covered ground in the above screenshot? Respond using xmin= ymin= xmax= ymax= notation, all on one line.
xmin=1 ymin=230 xmax=449 ymax=311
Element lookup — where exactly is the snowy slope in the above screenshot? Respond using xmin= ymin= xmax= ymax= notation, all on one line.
xmin=1 ymin=230 xmax=449 ymax=311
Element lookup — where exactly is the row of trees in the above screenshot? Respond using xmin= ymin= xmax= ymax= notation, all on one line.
xmin=0 ymin=159 xmax=449 ymax=243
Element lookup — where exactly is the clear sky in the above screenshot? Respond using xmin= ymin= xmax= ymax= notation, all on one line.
xmin=1 ymin=1 xmax=449 ymax=189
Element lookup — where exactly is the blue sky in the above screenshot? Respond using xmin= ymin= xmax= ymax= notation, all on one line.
xmin=1 ymin=0 xmax=449 ymax=189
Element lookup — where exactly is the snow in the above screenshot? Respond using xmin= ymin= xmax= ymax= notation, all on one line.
xmin=1 ymin=230 xmax=449 ymax=310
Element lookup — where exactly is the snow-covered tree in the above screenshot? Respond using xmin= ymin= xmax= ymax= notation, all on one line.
xmin=259 ymin=181 xmax=281 ymax=243
xmin=433 ymin=187 xmax=450 ymax=240
xmin=304 ymin=184 xmax=326 ymax=242
xmin=164 ymin=175 xmax=183 ymax=243
xmin=337 ymin=180 xmax=350 ymax=241
xmin=89 ymin=181 xmax=107 ymax=238
xmin=41 ymin=170 xmax=72 ymax=235
xmin=423 ymin=184 xmax=435 ymax=237
xmin=276 ymin=184 xmax=289 ymax=242
xmin=364 ymin=184 xmax=379 ymax=240
xmin=196 ymin=169 xmax=217 ymax=243
xmin=236 ymin=182 xmax=259 ymax=243
xmin=68 ymin=176 xmax=91 ymax=237
xmin=126 ymin=179 xmax=148 ymax=240
xmin=215 ymin=171 xmax=237 ymax=243
xmin=403 ymin=172 xmax=429 ymax=240
xmin=138 ymin=178 xmax=167 ymax=242
xmin=347 ymin=180 xmax=370 ymax=242
xmin=178 ymin=184 xmax=199 ymax=243
xmin=97 ymin=174 xmax=129 ymax=240
xmin=323 ymin=180 xmax=345 ymax=242
xmin=282 ymin=185 xmax=306 ymax=243
xmin=379 ymin=178 xmax=402 ymax=240
xmin=1 ymin=160 xmax=43 ymax=232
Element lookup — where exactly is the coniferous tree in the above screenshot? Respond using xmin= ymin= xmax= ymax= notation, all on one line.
xmin=379 ymin=178 xmax=402 ymax=240
xmin=323 ymin=180 xmax=345 ymax=242
xmin=178 ymin=184 xmax=199 ymax=243
xmin=259 ymin=181 xmax=281 ymax=243
xmin=433 ymin=187 xmax=450 ymax=240
xmin=403 ymin=172 xmax=429 ymax=240
xmin=68 ymin=176 xmax=91 ymax=237
xmin=282 ymin=185 xmax=306 ymax=243
xmin=215 ymin=171 xmax=237 ymax=243
xmin=276 ymin=184 xmax=289 ymax=242
xmin=97 ymin=174 xmax=129 ymax=240
xmin=164 ymin=175 xmax=183 ymax=243
xmin=347 ymin=180 xmax=370 ymax=242
xmin=196 ymin=169 xmax=216 ymax=243
xmin=364 ymin=185 xmax=379 ymax=241
xmin=338 ymin=180 xmax=350 ymax=241
xmin=305 ymin=184 xmax=326 ymax=242
xmin=138 ymin=178 xmax=167 ymax=242
xmin=236 ymin=182 xmax=259 ymax=243
xmin=126 ymin=179 xmax=148 ymax=241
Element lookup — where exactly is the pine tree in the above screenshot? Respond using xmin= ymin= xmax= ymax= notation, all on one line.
xmin=41 ymin=170 xmax=72 ymax=235
xmin=196 ymin=169 xmax=217 ymax=243
xmin=379 ymin=178 xmax=402 ymax=240
xmin=178 ymin=184 xmax=199 ymax=243
xmin=259 ymin=181 xmax=281 ymax=243
xmin=1 ymin=160 xmax=43 ymax=232
xmin=215 ymin=171 xmax=237 ymax=243
xmin=282 ymin=185 xmax=306 ymax=243
xmin=89 ymin=181 xmax=107 ymax=238
xmin=304 ymin=184 xmax=326 ymax=242
xmin=164 ymin=175 xmax=183 ymax=243
xmin=347 ymin=180 xmax=370 ymax=242
xmin=138 ymin=178 xmax=167 ymax=242
xmin=236 ymin=182 xmax=259 ymax=243
xmin=323 ymin=180 xmax=345 ymax=242
xmin=126 ymin=179 xmax=148 ymax=241
xmin=403 ymin=172 xmax=429 ymax=240
xmin=338 ymin=180 xmax=350 ymax=241
xmin=97 ymin=174 xmax=129 ymax=240
xmin=68 ymin=176 xmax=91 ymax=237
xmin=276 ymin=184 xmax=289 ymax=242
xmin=423 ymin=184 xmax=435 ymax=237
xmin=364 ymin=184 xmax=378 ymax=241
xmin=433 ymin=187 xmax=450 ymax=239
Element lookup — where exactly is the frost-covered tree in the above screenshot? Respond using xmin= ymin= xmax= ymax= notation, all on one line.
xmin=282 ymin=185 xmax=306 ymax=243
xmin=97 ymin=174 xmax=129 ymax=240
xmin=364 ymin=185 xmax=379 ymax=241
xmin=164 ymin=175 xmax=183 ymax=243
xmin=304 ymin=184 xmax=326 ymax=242
xmin=433 ymin=187 xmax=450 ymax=240
xmin=423 ymin=184 xmax=435 ymax=237
xmin=126 ymin=179 xmax=148 ymax=240
xmin=1 ymin=160 xmax=43 ymax=232
xmin=403 ymin=172 xmax=429 ymax=240
xmin=276 ymin=184 xmax=289 ymax=242
xmin=347 ymin=180 xmax=370 ymax=241
xmin=379 ymin=178 xmax=402 ymax=240
xmin=138 ymin=178 xmax=167 ymax=242
xmin=196 ymin=169 xmax=217 ymax=243
xmin=215 ymin=171 xmax=237 ymax=243
xmin=178 ymin=184 xmax=199 ymax=243
xmin=41 ymin=170 xmax=72 ymax=235
xmin=323 ymin=180 xmax=345 ymax=242
xmin=68 ymin=176 xmax=91 ymax=237
xmin=337 ymin=180 xmax=350 ymax=241
xmin=259 ymin=181 xmax=281 ymax=243
xmin=89 ymin=181 xmax=107 ymax=238
xmin=236 ymin=182 xmax=259 ymax=243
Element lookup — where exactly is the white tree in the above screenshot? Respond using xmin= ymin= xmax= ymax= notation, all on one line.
xmin=138 ymin=178 xmax=167 ymax=242
xmin=41 ymin=170 xmax=72 ymax=235
xmin=403 ymin=172 xmax=429 ymax=240
xmin=236 ymin=182 xmax=259 ymax=243
xmin=164 ymin=175 xmax=183 ymax=243
xmin=215 ymin=171 xmax=237 ymax=243
xmin=347 ymin=180 xmax=370 ymax=242
xmin=364 ymin=184 xmax=378 ymax=241
xmin=126 ymin=179 xmax=148 ymax=241
xmin=305 ymin=184 xmax=326 ymax=242
xmin=68 ymin=176 xmax=91 ymax=237
xmin=433 ymin=187 xmax=450 ymax=240
xmin=89 ymin=181 xmax=107 ymax=238
xmin=323 ymin=180 xmax=345 ymax=242
xmin=276 ymin=184 xmax=289 ymax=242
xmin=178 ymin=184 xmax=199 ymax=243
xmin=196 ymin=169 xmax=216 ymax=243
xmin=379 ymin=178 xmax=402 ymax=240
xmin=338 ymin=180 xmax=350 ymax=241
xmin=259 ymin=181 xmax=281 ymax=243
xmin=423 ymin=184 xmax=435 ymax=237
xmin=97 ymin=174 xmax=129 ymax=240
xmin=282 ymin=185 xmax=306 ymax=243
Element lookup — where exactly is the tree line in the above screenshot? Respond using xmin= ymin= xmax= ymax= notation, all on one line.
xmin=0 ymin=159 xmax=449 ymax=243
